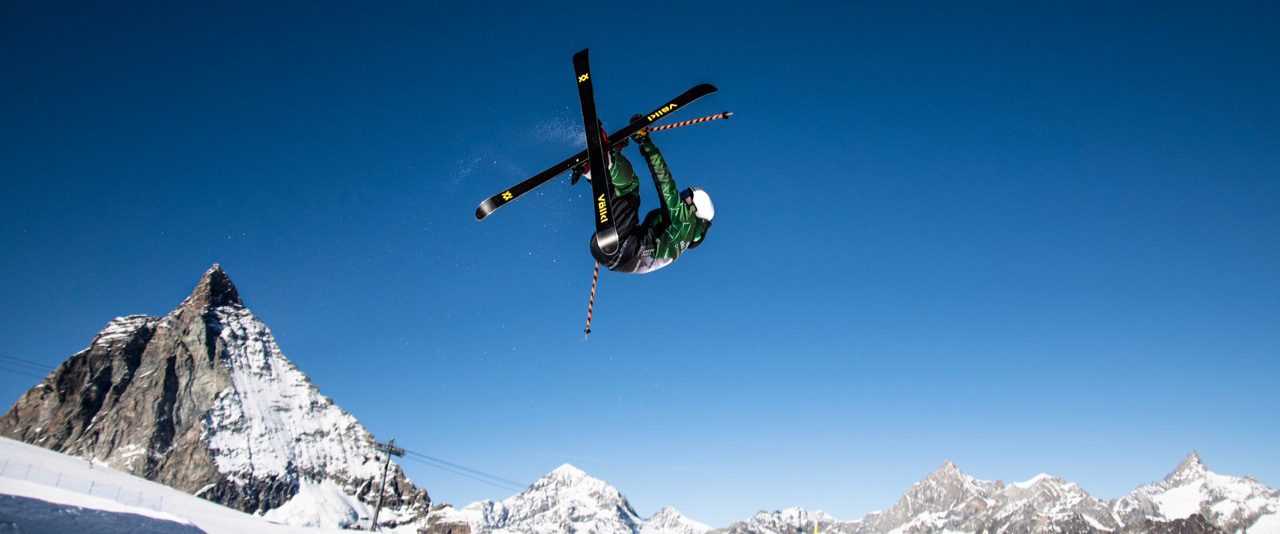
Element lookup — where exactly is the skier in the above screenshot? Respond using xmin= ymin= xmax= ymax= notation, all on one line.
xmin=579 ymin=118 xmax=715 ymax=274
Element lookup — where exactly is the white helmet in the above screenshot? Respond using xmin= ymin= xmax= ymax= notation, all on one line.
xmin=683 ymin=187 xmax=714 ymax=221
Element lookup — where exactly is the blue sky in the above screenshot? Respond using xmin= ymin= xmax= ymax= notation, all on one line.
xmin=1 ymin=0 xmax=1277 ymax=526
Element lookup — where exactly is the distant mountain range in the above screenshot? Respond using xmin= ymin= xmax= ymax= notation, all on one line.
xmin=3 ymin=265 xmax=1277 ymax=533
xmin=425 ymin=453 xmax=1279 ymax=533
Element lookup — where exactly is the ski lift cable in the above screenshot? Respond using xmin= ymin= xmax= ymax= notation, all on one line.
xmin=399 ymin=454 xmax=526 ymax=492
xmin=0 ymin=353 xmax=54 ymax=373
xmin=400 ymin=449 xmax=527 ymax=489
xmin=0 ymin=365 xmax=47 ymax=380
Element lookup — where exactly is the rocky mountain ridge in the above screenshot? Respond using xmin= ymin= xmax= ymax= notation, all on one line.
xmin=430 ymin=453 xmax=1278 ymax=534
xmin=0 ymin=265 xmax=429 ymax=530
xmin=425 ymin=464 xmax=709 ymax=534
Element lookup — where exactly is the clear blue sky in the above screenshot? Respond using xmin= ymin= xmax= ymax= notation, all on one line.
xmin=1 ymin=1 xmax=1277 ymax=527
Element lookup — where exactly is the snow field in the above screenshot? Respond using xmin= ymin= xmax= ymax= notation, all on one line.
xmin=0 ymin=436 xmax=387 ymax=534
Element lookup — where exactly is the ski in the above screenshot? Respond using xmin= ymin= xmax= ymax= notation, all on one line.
xmin=573 ymin=49 xmax=619 ymax=256
xmin=474 ymin=82 xmax=717 ymax=221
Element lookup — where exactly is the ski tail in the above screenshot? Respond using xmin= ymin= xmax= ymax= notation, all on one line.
xmin=573 ymin=49 xmax=619 ymax=256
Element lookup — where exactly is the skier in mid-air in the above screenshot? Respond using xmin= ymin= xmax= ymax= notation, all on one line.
xmin=576 ymin=117 xmax=715 ymax=274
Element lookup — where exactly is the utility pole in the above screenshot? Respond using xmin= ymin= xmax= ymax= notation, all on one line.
xmin=370 ymin=438 xmax=405 ymax=532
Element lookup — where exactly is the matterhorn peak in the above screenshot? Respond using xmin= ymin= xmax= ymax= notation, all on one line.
xmin=1164 ymin=450 xmax=1209 ymax=484
xmin=182 ymin=263 xmax=243 ymax=310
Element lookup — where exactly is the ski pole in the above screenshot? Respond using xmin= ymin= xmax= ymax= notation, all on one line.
xmin=584 ymin=261 xmax=599 ymax=340
xmin=644 ymin=111 xmax=732 ymax=132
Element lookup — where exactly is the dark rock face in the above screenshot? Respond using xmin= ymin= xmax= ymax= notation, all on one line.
xmin=1 ymin=302 xmax=229 ymax=497
xmin=425 ymin=506 xmax=474 ymax=534
xmin=1115 ymin=513 xmax=1227 ymax=534
xmin=0 ymin=264 xmax=429 ymax=528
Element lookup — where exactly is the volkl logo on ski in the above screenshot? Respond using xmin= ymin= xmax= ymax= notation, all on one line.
xmin=597 ymin=194 xmax=609 ymax=223
xmin=647 ymin=103 xmax=679 ymax=122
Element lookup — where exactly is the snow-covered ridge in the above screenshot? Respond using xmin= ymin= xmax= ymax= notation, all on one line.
xmin=429 ymin=454 xmax=1279 ymax=533
xmin=182 ymin=273 xmax=425 ymax=529
xmin=1115 ymin=451 xmax=1279 ymax=532
xmin=201 ymin=305 xmax=385 ymax=484
xmin=427 ymin=463 xmax=709 ymax=534
xmin=91 ymin=314 xmax=154 ymax=347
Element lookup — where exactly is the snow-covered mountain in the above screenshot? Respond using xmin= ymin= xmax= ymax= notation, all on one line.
xmin=425 ymin=464 xmax=708 ymax=534
xmin=430 ymin=456 xmax=1277 ymax=534
xmin=844 ymin=461 xmax=1121 ymax=533
xmin=1115 ymin=452 xmax=1279 ymax=533
xmin=641 ymin=507 xmax=713 ymax=534
xmin=711 ymin=456 xmax=1276 ymax=534
xmin=711 ymin=507 xmax=842 ymax=534
xmin=0 ymin=265 xmax=429 ymax=530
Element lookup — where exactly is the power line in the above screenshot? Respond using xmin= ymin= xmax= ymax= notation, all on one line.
xmin=0 ymin=365 xmax=47 ymax=380
xmin=398 ymin=451 xmax=526 ymax=493
xmin=0 ymin=353 xmax=53 ymax=373
xmin=402 ymin=449 xmax=526 ymax=488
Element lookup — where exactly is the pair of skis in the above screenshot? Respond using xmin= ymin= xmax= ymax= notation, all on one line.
xmin=474 ymin=49 xmax=717 ymax=255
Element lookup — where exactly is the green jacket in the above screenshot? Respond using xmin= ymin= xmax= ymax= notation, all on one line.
xmin=604 ymin=140 xmax=706 ymax=274
xmin=634 ymin=141 xmax=704 ymax=260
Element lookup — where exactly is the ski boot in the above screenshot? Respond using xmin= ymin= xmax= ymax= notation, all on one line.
xmin=571 ymin=164 xmax=589 ymax=185
xmin=572 ymin=121 xmax=613 ymax=185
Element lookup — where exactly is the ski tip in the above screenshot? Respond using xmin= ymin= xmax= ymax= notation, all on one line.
xmin=695 ymin=83 xmax=717 ymax=93
xmin=573 ymin=48 xmax=589 ymax=62
xmin=475 ymin=202 xmax=494 ymax=221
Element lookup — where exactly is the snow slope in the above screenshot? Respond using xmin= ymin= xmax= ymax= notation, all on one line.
xmin=199 ymin=304 xmax=423 ymax=528
xmin=0 ymin=490 xmax=204 ymax=534
xmin=0 ymin=435 xmax=425 ymax=534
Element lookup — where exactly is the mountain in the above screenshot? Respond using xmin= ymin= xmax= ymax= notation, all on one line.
xmin=641 ymin=507 xmax=712 ymax=534
xmin=710 ymin=507 xmax=843 ymax=534
xmin=424 ymin=464 xmax=708 ymax=534
xmin=423 ymin=454 xmax=1278 ymax=534
xmin=0 ymin=264 xmax=429 ymax=529
xmin=1114 ymin=451 xmax=1279 ymax=533
xmin=712 ymin=456 xmax=1275 ymax=534
xmin=875 ymin=464 xmax=1119 ymax=533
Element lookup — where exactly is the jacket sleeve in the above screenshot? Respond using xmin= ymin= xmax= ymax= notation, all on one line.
xmin=638 ymin=141 xmax=685 ymax=224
